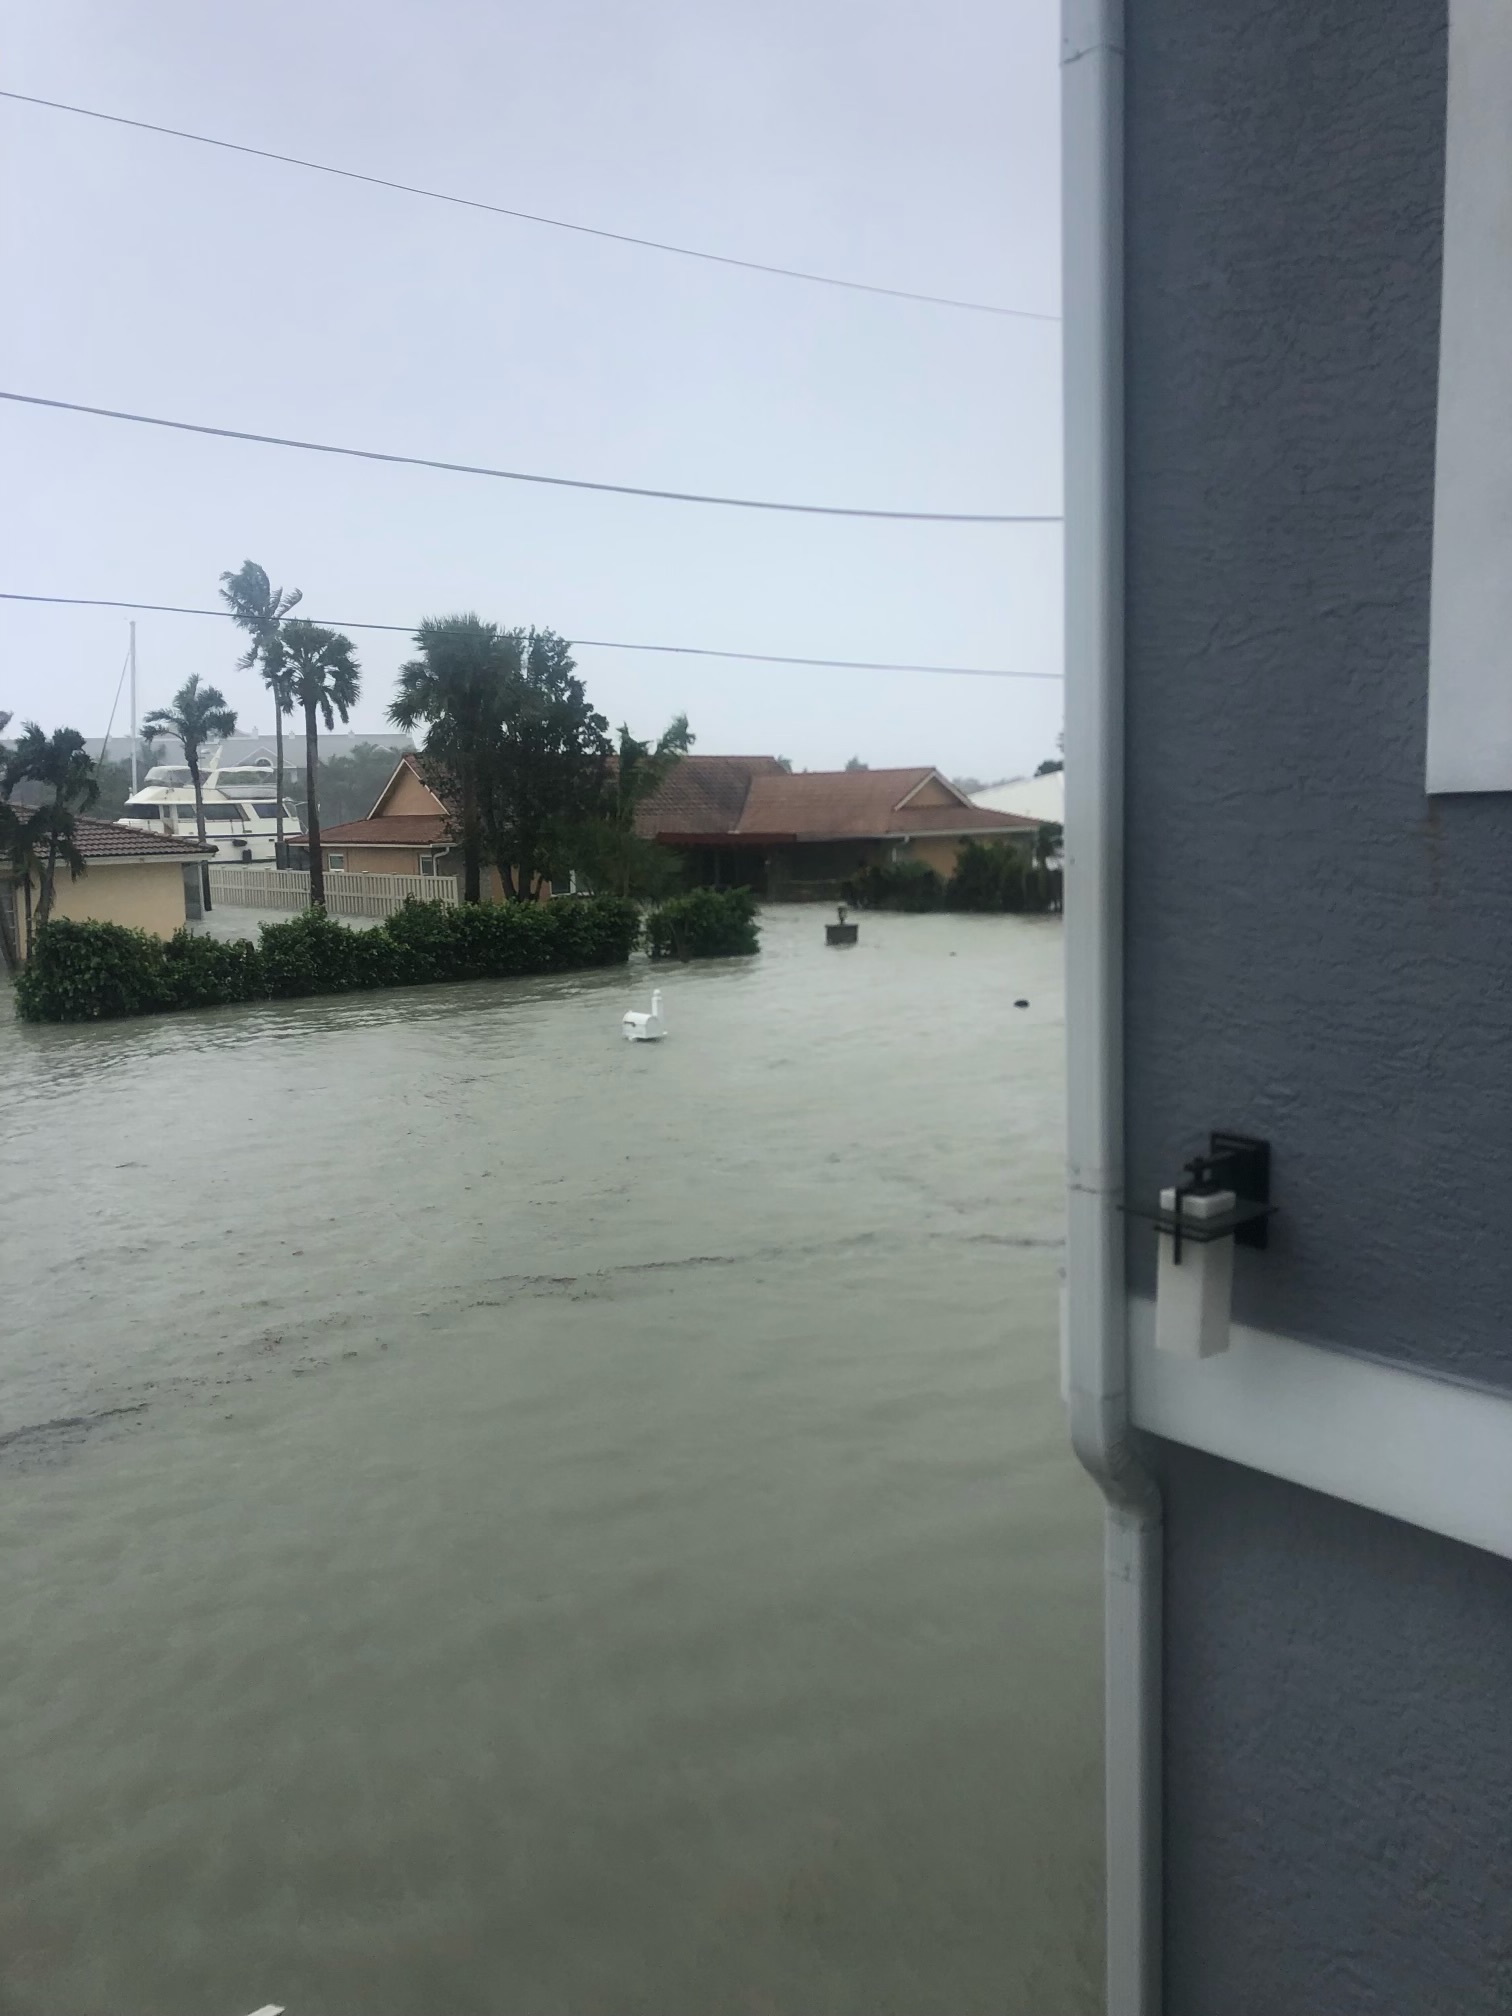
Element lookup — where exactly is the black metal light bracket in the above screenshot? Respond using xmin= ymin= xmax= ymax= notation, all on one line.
xmin=1123 ymin=1130 xmax=1275 ymax=1264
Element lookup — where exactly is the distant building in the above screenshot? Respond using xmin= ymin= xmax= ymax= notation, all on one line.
xmin=51 ymin=731 xmax=416 ymax=772
xmin=1 ymin=817 xmax=213 ymax=961
xmin=287 ymin=753 xmax=462 ymax=882
xmin=288 ymin=754 xmax=553 ymax=898
xmin=970 ymin=771 xmax=1064 ymax=827
xmin=638 ymin=759 xmax=1040 ymax=897
xmin=291 ymin=752 xmax=1039 ymax=902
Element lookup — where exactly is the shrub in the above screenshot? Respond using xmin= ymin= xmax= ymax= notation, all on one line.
xmin=946 ymin=840 xmax=1027 ymax=912
xmin=841 ymin=860 xmax=944 ymax=912
xmin=258 ymin=909 xmax=373 ymax=997
xmin=161 ymin=929 xmax=265 ymax=1010
xmin=946 ymin=839 xmax=1060 ymax=914
xmin=382 ymin=896 xmax=465 ymax=984
xmin=645 ymin=887 xmax=760 ymax=960
xmin=14 ymin=894 xmax=643 ymax=1024
xmin=14 ymin=918 xmax=168 ymax=1022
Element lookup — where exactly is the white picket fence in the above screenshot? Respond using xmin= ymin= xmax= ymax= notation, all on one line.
xmin=207 ymin=866 xmax=459 ymax=918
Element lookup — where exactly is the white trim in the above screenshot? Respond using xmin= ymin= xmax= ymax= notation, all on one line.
xmin=87 ymin=850 xmax=216 ymax=867
xmin=893 ymin=824 xmax=1038 ymax=841
xmin=366 ymin=756 xmax=411 ymax=819
xmin=1128 ymin=1295 xmax=1512 ymax=1561
xmin=366 ymin=752 xmax=438 ymax=820
xmin=894 ymin=769 xmax=975 ymax=812
xmin=1060 ymin=5 xmax=1158 ymax=2015
xmin=1426 ymin=0 xmax=1512 ymax=792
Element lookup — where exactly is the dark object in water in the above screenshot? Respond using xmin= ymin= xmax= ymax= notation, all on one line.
xmin=826 ymin=903 xmax=859 ymax=947
xmin=1014 ymin=999 xmax=1029 ymax=1008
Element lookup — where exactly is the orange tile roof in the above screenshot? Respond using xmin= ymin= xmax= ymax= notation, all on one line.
xmin=73 ymin=817 xmax=214 ymax=860
xmin=884 ymin=803 xmax=1040 ymax=836
xmin=735 ymin=769 xmax=939 ymax=838
xmin=632 ymin=755 xmax=789 ymax=838
xmin=639 ymin=762 xmax=1040 ymax=842
xmin=291 ymin=815 xmax=452 ymax=847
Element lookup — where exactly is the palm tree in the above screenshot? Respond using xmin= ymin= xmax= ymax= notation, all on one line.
xmin=141 ymin=676 xmax=237 ymax=909
xmin=280 ymin=621 xmax=361 ymax=911
xmin=588 ymin=714 xmax=693 ymax=896
xmin=219 ymin=560 xmax=303 ymax=858
xmin=0 ymin=799 xmax=44 ymax=970
xmin=4 ymin=724 xmax=99 ymax=928
xmin=388 ymin=615 xmax=515 ymax=903
xmin=0 ymin=801 xmax=46 ymax=970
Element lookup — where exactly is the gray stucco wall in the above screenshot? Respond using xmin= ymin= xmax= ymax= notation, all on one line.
xmin=1123 ymin=0 xmax=1512 ymax=1390
xmin=1158 ymin=1444 xmax=1512 ymax=2016
xmin=1123 ymin=2 xmax=1512 ymax=2008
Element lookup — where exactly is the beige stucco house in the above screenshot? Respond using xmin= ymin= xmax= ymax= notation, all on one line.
xmin=636 ymin=760 xmax=1042 ymax=896
xmin=2 ymin=817 xmax=215 ymax=962
xmin=291 ymin=753 xmax=1040 ymax=904
xmin=291 ymin=755 xmax=541 ymax=900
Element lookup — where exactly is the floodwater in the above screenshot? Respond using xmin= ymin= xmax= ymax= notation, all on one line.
xmin=0 ymin=906 xmax=1101 ymax=2015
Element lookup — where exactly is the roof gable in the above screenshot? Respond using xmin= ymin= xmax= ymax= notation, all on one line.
xmin=371 ymin=753 xmax=449 ymax=819
xmin=894 ymin=771 xmax=973 ymax=811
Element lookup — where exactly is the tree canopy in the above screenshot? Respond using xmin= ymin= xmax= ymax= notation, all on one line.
xmin=569 ymin=714 xmax=693 ymax=898
xmin=220 ymin=559 xmax=303 ymax=848
xmin=1 ymin=724 xmax=98 ymax=945
xmin=390 ymin=615 xmax=516 ymax=903
xmin=474 ymin=629 xmax=611 ymax=901
xmin=280 ymin=622 xmax=361 ymax=911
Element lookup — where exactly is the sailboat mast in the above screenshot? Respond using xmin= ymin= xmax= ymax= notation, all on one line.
xmin=129 ymin=622 xmax=138 ymax=791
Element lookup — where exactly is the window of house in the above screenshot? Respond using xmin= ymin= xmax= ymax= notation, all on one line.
xmin=419 ymin=857 xmax=435 ymax=876
xmin=328 ymin=853 xmax=346 ymax=871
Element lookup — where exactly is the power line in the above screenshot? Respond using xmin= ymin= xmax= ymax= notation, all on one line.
xmin=0 ymin=392 xmax=1061 ymax=526
xmin=0 ymin=88 xmax=1058 ymax=325
xmin=0 ymin=593 xmax=1064 ymax=683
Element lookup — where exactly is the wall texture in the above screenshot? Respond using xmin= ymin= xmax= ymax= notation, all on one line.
xmin=1123 ymin=1 xmax=1512 ymax=2008
xmin=1123 ymin=0 xmax=1512 ymax=1391
xmin=33 ymin=860 xmax=192 ymax=949
xmin=1158 ymin=1444 xmax=1512 ymax=2016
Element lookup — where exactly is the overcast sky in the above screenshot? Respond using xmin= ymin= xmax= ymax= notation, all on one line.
xmin=2 ymin=0 xmax=1061 ymax=779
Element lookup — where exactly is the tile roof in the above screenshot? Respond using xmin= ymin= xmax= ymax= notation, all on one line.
xmin=632 ymin=755 xmax=789 ymax=838
xmin=71 ymin=817 xmax=215 ymax=861
xmin=639 ymin=762 xmax=1041 ymax=842
xmin=290 ymin=815 xmax=452 ymax=847
xmin=884 ymin=802 xmax=1041 ymax=836
xmin=734 ymin=768 xmax=943 ymax=838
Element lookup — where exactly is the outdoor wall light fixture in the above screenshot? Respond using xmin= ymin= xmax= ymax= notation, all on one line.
xmin=1128 ymin=1133 xmax=1275 ymax=1359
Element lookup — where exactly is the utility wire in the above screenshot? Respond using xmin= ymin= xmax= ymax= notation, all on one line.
xmin=0 ymin=392 xmax=1061 ymax=526
xmin=0 ymin=89 xmax=1058 ymax=324
xmin=0 ymin=593 xmax=1064 ymax=683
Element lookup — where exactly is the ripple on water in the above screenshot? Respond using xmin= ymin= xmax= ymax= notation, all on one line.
xmin=0 ymin=906 xmax=1099 ymax=2015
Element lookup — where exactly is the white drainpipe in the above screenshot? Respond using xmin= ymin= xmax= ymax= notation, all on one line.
xmin=1061 ymin=5 xmax=1163 ymax=2015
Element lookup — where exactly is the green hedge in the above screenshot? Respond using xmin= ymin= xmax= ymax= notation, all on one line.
xmin=842 ymin=843 xmax=1061 ymax=915
xmin=645 ymin=887 xmax=760 ymax=960
xmin=841 ymin=860 xmax=944 ymax=913
xmin=14 ymin=896 xmax=642 ymax=1023
xmin=945 ymin=840 xmax=1060 ymax=914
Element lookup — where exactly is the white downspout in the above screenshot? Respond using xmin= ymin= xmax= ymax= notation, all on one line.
xmin=1061 ymin=5 xmax=1163 ymax=2015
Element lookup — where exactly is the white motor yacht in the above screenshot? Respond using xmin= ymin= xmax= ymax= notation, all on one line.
xmin=117 ymin=751 xmax=300 ymax=864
